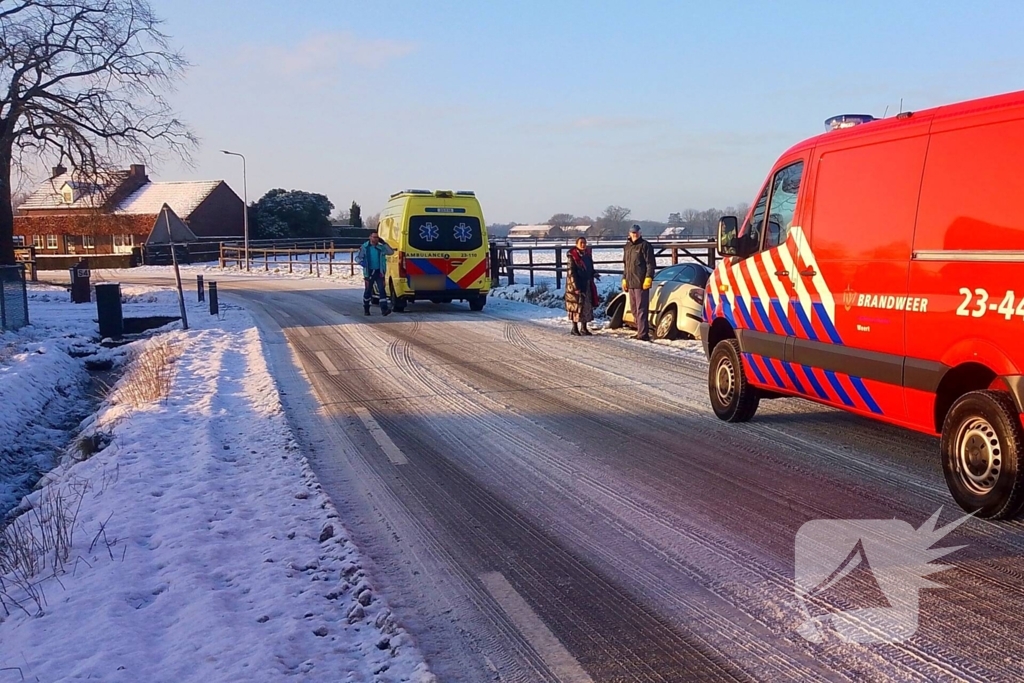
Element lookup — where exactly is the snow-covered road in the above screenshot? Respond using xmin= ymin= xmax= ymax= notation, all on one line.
xmin=85 ymin=270 xmax=1024 ymax=682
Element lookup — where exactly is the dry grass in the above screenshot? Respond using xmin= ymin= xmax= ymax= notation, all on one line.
xmin=0 ymin=479 xmax=87 ymax=617
xmin=523 ymin=283 xmax=551 ymax=303
xmin=109 ymin=339 xmax=180 ymax=410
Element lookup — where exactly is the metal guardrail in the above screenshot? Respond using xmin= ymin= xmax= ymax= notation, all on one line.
xmin=0 ymin=264 xmax=29 ymax=330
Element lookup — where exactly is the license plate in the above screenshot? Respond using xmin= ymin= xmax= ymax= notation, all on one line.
xmin=412 ymin=275 xmax=446 ymax=291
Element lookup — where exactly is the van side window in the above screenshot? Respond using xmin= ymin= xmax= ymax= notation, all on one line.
xmin=740 ymin=185 xmax=770 ymax=254
xmin=764 ymin=161 xmax=804 ymax=250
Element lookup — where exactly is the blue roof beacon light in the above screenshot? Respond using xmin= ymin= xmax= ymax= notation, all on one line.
xmin=824 ymin=114 xmax=877 ymax=132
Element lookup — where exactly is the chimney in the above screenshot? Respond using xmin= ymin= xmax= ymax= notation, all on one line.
xmin=129 ymin=164 xmax=146 ymax=178
xmin=51 ymin=164 xmax=67 ymax=179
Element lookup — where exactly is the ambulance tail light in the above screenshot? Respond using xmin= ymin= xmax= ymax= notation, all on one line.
xmin=398 ymin=251 xmax=407 ymax=278
xmin=688 ymin=288 xmax=705 ymax=306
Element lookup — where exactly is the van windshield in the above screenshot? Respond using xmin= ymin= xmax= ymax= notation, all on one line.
xmin=408 ymin=216 xmax=484 ymax=251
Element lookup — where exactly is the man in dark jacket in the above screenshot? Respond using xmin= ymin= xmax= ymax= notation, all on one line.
xmin=621 ymin=224 xmax=656 ymax=341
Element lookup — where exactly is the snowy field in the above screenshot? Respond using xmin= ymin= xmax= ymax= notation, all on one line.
xmin=0 ymin=285 xmax=434 ymax=682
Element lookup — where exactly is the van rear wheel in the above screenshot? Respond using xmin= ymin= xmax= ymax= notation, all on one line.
xmin=708 ymin=339 xmax=759 ymax=422
xmin=389 ymin=281 xmax=407 ymax=312
xmin=469 ymin=295 xmax=486 ymax=311
xmin=941 ymin=390 xmax=1024 ymax=519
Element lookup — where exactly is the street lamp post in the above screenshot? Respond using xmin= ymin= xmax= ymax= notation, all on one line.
xmin=221 ymin=149 xmax=249 ymax=271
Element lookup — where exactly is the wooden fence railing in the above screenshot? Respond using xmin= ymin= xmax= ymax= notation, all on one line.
xmin=220 ymin=244 xmax=360 ymax=276
xmin=488 ymin=239 xmax=718 ymax=289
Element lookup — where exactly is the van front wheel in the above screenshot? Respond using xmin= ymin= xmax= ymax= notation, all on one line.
xmin=708 ymin=339 xmax=759 ymax=422
xmin=469 ymin=295 xmax=486 ymax=312
xmin=941 ymin=390 xmax=1024 ymax=519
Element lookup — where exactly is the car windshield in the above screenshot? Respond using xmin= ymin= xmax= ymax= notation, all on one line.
xmin=654 ymin=265 xmax=683 ymax=282
xmin=408 ymin=216 xmax=483 ymax=251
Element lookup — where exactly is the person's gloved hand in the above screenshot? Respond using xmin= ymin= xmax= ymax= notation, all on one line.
xmin=621 ymin=278 xmax=628 ymax=291
xmin=643 ymin=277 xmax=652 ymax=290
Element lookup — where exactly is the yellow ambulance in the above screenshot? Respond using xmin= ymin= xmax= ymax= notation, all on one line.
xmin=376 ymin=189 xmax=490 ymax=311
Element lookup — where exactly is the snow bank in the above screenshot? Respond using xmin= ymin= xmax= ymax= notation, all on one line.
xmin=0 ymin=288 xmax=434 ymax=682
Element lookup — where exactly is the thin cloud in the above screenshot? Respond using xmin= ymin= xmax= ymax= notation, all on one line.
xmin=239 ymin=31 xmax=416 ymax=76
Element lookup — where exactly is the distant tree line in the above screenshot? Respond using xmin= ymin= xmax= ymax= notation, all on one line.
xmin=489 ymin=203 xmax=751 ymax=240
xmin=251 ymin=191 xmax=378 ymax=239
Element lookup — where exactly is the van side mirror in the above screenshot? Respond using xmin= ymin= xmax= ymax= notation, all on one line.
xmin=717 ymin=216 xmax=739 ymax=256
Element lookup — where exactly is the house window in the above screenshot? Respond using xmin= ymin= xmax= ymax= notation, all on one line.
xmin=112 ymin=234 xmax=133 ymax=254
xmin=12 ymin=235 xmax=25 ymax=247
xmin=83 ymin=235 xmax=95 ymax=249
xmin=46 ymin=234 xmax=58 ymax=250
xmin=32 ymin=235 xmax=44 ymax=248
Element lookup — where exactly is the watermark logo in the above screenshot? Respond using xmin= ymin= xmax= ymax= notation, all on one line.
xmin=794 ymin=508 xmax=971 ymax=644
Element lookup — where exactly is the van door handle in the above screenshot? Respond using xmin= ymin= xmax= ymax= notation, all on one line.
xmin=799 ymin=268 xmax=817 ymax=277
xmin=775 ymin=270 xmax=790 ymax=277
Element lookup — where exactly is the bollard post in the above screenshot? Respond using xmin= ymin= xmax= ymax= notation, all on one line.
xmin=197 ymin=274 xmax=205 ymax=302
xmin=209 ymin=281 xmax=219 ymax=316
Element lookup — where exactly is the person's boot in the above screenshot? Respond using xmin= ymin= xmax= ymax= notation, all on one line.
xmin=381 ymin=301 xmax=392 ymax=317
xmin=364 ymin=303 xmax=371 ymax=316
xmin=581 ymin=323 xmax=593 ymax=336
xmin=570 ymin=323 xmax=581 ymax=336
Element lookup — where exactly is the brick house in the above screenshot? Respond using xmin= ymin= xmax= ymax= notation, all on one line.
xmin=14 ymin=164 xmax=244 ymax=257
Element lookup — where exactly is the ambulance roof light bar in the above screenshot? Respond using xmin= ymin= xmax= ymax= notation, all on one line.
xmin=824 ymin=114 xmax=877 ymax=132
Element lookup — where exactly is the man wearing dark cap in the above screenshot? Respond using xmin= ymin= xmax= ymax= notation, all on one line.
xmin=622 ymin=224 xmax=656 ymax=341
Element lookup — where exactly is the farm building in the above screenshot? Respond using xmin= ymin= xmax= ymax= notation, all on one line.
xmin=14 ymin=164 xmax=244 ymax=264
xmin=508 ymin=224 xmax=593 ymax=240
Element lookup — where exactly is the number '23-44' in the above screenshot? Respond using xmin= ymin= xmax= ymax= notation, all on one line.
xmin=956 ymin=288 xmax=1024 ymax=319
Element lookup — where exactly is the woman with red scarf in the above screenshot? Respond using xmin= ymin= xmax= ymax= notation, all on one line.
xmin=565 ymin=237 xmax=600 ymax=335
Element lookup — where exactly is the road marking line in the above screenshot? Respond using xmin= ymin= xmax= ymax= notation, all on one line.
xmin=479 ymin=572 xmax=594 ymax=683
xmin=315 ymin=351 xmax=339 ymax=375
xmin=354 ymin=407 xmax=409 ymax=465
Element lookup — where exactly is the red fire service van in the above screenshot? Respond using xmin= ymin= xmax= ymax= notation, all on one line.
xmin=700 ymin=90 xmax=1024 ymax=519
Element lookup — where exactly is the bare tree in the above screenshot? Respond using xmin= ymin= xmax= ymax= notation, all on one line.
xmin=364 ymin=212 xmax=380 ymax=231
xmin=0 ymin=0 xmax=195 ymax=264
xmin=547 ymin=212 xmax=575 ymax=228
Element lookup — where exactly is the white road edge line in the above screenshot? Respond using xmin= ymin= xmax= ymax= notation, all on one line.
xmin=354 ymin=407 xmax=409 ymax=465
xmin=479 ymin=571 xmax=594 ymax=683
xmin=314 ymin=351 xmax=339 ymax=376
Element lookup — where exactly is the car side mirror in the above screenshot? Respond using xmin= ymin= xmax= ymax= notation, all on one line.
xmin=717 ymin=216 xmax=739 ymax=256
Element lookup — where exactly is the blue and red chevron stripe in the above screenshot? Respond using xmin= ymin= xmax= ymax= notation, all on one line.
xmin=742 ymin=352 xmax=884 ymax=415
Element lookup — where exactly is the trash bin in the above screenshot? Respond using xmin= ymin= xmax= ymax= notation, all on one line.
xmin=95 ymin=282 xmax=123 ymax=339
xmin=69 ymin=259 xmax=91 ymax=303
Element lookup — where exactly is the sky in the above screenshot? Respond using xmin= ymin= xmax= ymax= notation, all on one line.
xmin=130 ymin=0 xmax=1024 ymax=223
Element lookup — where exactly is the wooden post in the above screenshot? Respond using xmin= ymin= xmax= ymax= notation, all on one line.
xmin=219 ymin=242 xmax=225 ymax=268
xmin=264 ymin=250 xmax=268 ymax=271
xmin=671 ymin=247 xmax=678 ymax=265
xmin=288 ymin=251 xmax=293 ymax=274
xmin=555 ymin=247 xmax=562 ymax=290
xmin=350 ymin=250 xmax=355 ymax=276
xmin=308 ymin=250 xmax=313 ymax=274
xmin=316 ymin=249 xmax=321 ymax=277
xmin=507 ymin=247 xmax=515 ymax=285
xmin=328 ymin=248 xmax=333 ymax=276
xmin=708 ymin=246 xmax=716 ymax=269
xmin=528 ymin=248 xmax=534 ymax=286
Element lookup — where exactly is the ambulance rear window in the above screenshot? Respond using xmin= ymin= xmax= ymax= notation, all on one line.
xmin=408 ymin=216 xmax=483 ymax=251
